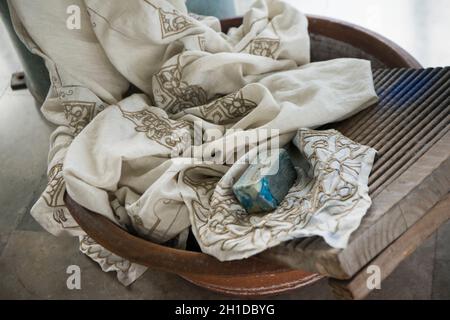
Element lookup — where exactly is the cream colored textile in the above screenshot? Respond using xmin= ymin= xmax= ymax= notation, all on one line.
xmin=65 ymin=59 xmax=377 ymax=260
xmin=84 ymin=0 xmax=309 ymax=95
xmin=8 ymin=0 xmax=146 ymax=285
xmin=12 ymin=0 xmax=378 ymax=281
xmin=181 ymin=129 xmax=376 ymax=260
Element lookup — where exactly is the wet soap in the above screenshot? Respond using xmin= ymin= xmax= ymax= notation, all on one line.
xmin=233 ymin=149 xmax=297 ymax=214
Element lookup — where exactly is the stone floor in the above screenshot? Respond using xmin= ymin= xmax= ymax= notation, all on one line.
xmin=0 ymin=1 xmax=449 ymax=300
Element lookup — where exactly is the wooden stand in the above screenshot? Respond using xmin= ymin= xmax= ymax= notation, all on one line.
xmin=329 ymin=194 xmax=450 ymax=299
xmin=261 ymin=68 xmax=450 ymax=285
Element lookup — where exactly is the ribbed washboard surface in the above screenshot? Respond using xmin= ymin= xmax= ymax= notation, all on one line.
xmin=261 ymin=67 xmax=450 ymax=279
xmin=334 ymin=67 xmax=449 ymax=197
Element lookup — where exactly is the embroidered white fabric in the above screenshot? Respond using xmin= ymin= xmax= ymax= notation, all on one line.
xmin=9 ymin=0 xmax=377 ymax=284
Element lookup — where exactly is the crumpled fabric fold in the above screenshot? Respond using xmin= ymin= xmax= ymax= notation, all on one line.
xmin=10 ymin=0 xmax=378 ymax=283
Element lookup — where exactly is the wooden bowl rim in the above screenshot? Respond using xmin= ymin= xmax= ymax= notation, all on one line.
xmin=221 ymin=14 xmax=422 ymax=68
xmin=66 ymin=15 xmax=421 ymax=278
xmin=66 ymin=193 xmax=294 ymax=277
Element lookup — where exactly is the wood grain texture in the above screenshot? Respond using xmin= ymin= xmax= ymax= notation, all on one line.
xmin=262 ymin=132 xmax=449 ymax=279
xmin=329 ymin=193 xmax=450 ymax=300
xmin=262 ymin=67 xmax=450 ymax=279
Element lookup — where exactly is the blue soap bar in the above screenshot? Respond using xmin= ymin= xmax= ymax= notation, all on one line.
xmin=232 ymin=149 xmax=297 ymax=214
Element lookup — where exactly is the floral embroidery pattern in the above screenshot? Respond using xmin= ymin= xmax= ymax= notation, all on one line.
xmin=52 ymin=207 xmax=79 ymax=230
xmin=120 ymin=107 xmax=192 ymax=152
xmin=63 ymin=101 xmax=97 ymax=136
xmin=153 ymin=57 xmax=208 ymax=114
xmin=80 ymin=235 xmax=132 ymax=273
xmin=199 ymin=91 xmax=257 ymax=124
xmin=42 ymin=162 xmax=65 ymax=208
xmin=42 ymin=162 xmax=79 ymax=230
xmin=158 ymin=8 xmax=195 ymax=39
xmin=244 ymin=38 xmax=280 ymax=59
xmin=297 ymin=130 xmax=365 ymax=207
xmin=53 ymin=208 xmax=68 ymax=225
xmin=183 ymin=129 xmax=374 ymax=258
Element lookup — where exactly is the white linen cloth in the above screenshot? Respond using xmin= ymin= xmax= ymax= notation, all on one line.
xmin=9 ymin=0 xmax=377 ymax=284
xmin=8 ymin=0 xmax=148 ymax=285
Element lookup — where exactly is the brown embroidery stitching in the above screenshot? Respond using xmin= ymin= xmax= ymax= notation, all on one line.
xmin=158 ymin=8 xmax=194 ymax=39
xmin=153 ymin=56 xmax=207 ymax=114
xmin=183 ymin=167 xmax=221 ymax=194
xmin=183 ymin=130 xmax=372 ymax=254
xmin=243 ymin=38 xmax=280 ymax=59
xmin=52 ymin=207 xmax=79 ymax=230
xmin=188 ymin=12 xmax=204 ymax=21
xmin=298 ymin=130 xmax=365 ymax=207
xmin=42 ymin=162 xmax=80 ymax=230
xmin=42 ymin=163 xmax=65 ymax=208
xmin=198 ymin=35 xmax=206 ymax=51
xmin=42 ymin=162 xmax=79 ymax=230
xmin=63 ymin=101 xmax=97 ymax=136
xmin=80 ymin=235 xmax=132 ymax=273
xmin=120 ymin=107 xmax=192 ymax=151
xmin=53 ymin=208 xmax=68 ymax=224
xmin=199 ymin=91 xmax=257 ymax=124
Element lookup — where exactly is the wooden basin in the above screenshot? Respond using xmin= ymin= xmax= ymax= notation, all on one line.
xmin=66 ymin=15 xmax=421 ymax=297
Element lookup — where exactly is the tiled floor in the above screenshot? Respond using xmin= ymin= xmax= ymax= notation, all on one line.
xmin=0 ymin=1 xmax=449 ymax=299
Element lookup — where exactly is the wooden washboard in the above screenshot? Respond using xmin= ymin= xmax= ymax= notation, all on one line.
xmin=262 ymin=67 xmax=450 ymax=294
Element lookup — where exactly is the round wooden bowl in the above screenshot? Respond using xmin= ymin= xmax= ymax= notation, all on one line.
xmin=66 ymin=15 xmax=421 ymax=297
